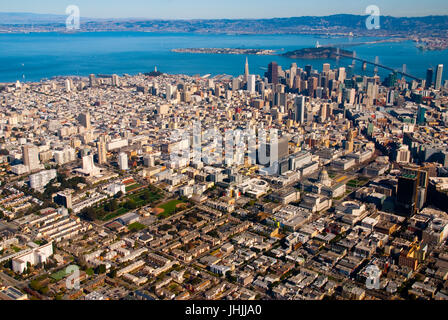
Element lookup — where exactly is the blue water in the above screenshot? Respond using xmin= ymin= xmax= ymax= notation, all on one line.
xmin=0 ymin=32 xmax=447 ymax=83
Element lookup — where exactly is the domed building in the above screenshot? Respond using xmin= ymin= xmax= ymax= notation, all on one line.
xmin=304 ymin=168 xmax=346 ymax=199
xmin=318 ymin=169 xmax=332 ymax=187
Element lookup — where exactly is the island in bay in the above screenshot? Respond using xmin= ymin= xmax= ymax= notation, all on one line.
xmin=281 ymin=47 xmax=354 ymax=59
xmin=172 ymin=48 xmax=276 ymax=55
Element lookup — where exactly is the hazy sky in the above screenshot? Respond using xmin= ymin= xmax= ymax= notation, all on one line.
xmin=1 ymin=0 xmax=447 ymax=19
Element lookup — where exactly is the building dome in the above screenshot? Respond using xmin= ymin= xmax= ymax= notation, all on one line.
xmin=318 ymin=169 xmax=332 ymax=187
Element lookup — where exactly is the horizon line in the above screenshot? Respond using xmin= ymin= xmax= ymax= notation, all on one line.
xmin=1 ymin=11 xmax=448 ymax=21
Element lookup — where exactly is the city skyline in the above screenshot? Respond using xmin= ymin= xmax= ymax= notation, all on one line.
xmin=1 ymin=56 xmax=448 ymax=302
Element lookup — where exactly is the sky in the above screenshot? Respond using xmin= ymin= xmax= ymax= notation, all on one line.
xmin=0 ymin=0 xmax=447 ymax=19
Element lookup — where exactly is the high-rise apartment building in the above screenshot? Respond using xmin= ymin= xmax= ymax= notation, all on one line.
xmin=54 ymin=148 xmax=76 ymax=165
xmin=112 ymin=74 xmax=120 ymax=87
xmin=97 ymin=136 xmax=107 ymax=165
xmin=119 ymin=153 xmax=129 ymax=171
xmin=78 ymin=112 xmax=91 ymax=130
xmin=29 ymin=169 xmax=57 ymax=190
xmin=23 ymin=144 xmax=40 ymax=172
xmin=89 ymin=74 xmax=96 ymax=87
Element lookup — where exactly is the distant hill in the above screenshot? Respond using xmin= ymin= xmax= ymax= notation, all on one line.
xmin=0 ymin=12 xmax=67 ymax=24
xmin=0 ymin=13 xmax=447 ymax=36
xmin=0 ymin=12 xmax=97 ymax=25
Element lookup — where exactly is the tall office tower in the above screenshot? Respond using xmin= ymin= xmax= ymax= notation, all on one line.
xmin=290 ymin=63 xmax=297 ymax=78
xmin=305 ymin=65 xmax=312 ymax=76
xmin=289 ymin=63 xmax=297 ymax=88
xmin=395 ymin=145 xmax=411 ymax=163
xmin=214 ymin=84 xmax=222 ymax=97
xmin=23 ymin=144 xmax=40 ymax=171
xmin=321 ymin=75 xmax=329 ymax=90
xmin=293 ymin=75 xmax=301 ymax=90
xmin=267 ymin=62 xmax=279 ymax=85
xmin=118 ymin=153 xmax=129 ymax=171
xmin=346 ymin=65 xmax=355 ymax=78
xmin=402 ymin=166 xmax=429 ymax=209
xmin=259 ymin=135 xmax=289 ymax=165
xmin=78 ymin=111 xmax=91 ymax=130
xmin=274 ymin=83 xmax=285 ymax=94
xmin=323 ymin=63 xmax=331 ymax=74
xmin=319 ymin=103 xmax=328 ymax=123
xmin=290 ymin=62 xmax=297 ymax=73
xmin=97 ymin=136 xmax=107 ymax=165
xmin=338 ymin=67 xmax=346 ymax=82
xmin=366 ymin=82 xmax=379 ymax=103
xmin=277 ymin=136 xmax=289 ymax=159
xmin=65 ymin=79 xmax=71 ymax=92
xmin=112 ymin=74 xmax=120 ymax=87
xmin=396 ymin=173 xmax=419 ymax=216
xmin=273 ymin=92 xmax=286 ymax=108
xmin=343 ymin=88 xmax=356 ymax=105
xmin=232 ymin=77 xmax=240 ymax=91
xmin=417 ymin=105 xmax=427 ymax=125
xmin=244 ymin=57 xmax=250 ymax=82
xmin=426 ymin=68 xmax=434 ymax=89
xmin=181 ymin=91 xmax=191 ymax=103
xmin=89 ymin=74 xmax=96 ymax=87
xmin=166 ymin=84 xmax=174 ymax=99
xmin=386 ymin=90 xmax=395 ymax=106
xmin=247 ymin=75 xmax=256 ymax=94
xmin=295 ymin=95 xmax=306 ymax=124
xmin=152 ymin=82 xmax=159 ymax=95
xmin=384 ymin=72 xmax=398 ymax=87
xmin=308 ymin=77 xmax=318 ymax=97
xmin=435 ymin=64 xmax=444 ymax=90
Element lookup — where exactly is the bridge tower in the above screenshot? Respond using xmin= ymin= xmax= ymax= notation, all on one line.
xmin=374 ymin=56 xmax=379 ymax=75
xmin=401 ymin=64 xmax=407 ymax=83
xmin=352 ymin=51 xmax=357 ymax=66
xmin=336 ymin=48 xmax=340 ymax=63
